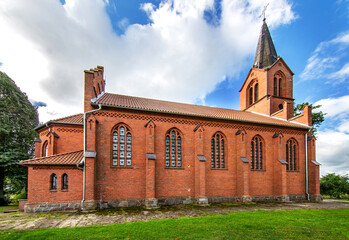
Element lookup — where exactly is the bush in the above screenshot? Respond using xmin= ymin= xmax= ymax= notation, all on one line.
xmin=320 ymin=173 xmax=349 ymax=199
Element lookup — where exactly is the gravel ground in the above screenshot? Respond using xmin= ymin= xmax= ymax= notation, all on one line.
xmin=0 ymin=200 xmax=348 ymax=231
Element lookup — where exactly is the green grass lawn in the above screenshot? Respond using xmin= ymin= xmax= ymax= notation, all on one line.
xmin=0 ymin=205 xmax=18 ymax=213
xmin=1 ymin=209 xmax=348 ymax=239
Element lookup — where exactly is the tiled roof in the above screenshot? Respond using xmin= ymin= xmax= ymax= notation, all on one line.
xmin=94 ymin=93 xmax=309 ymax=129
xmin=35 ymin=113 xmax=83 ymax=130
xmin=52 ymin=113 xmax=83 ymax=125
xmin=20 ymin=150 xmax=83 ymax=166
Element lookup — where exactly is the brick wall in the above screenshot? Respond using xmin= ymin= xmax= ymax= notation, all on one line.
xmin=26 ymin=107 xmax=318 ymax=210
xmin=27 ymin=166 xmax=83 ymax=203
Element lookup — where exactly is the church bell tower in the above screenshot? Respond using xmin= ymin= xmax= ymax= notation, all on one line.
xmin=239 ymin=19 xmax=295 ymax=120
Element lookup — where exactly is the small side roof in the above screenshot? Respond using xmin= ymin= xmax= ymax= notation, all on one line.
xmin=20 ymin=150 xmax=83 ymax=166
xmin=35 ymin=113 xmax=83 ymax=131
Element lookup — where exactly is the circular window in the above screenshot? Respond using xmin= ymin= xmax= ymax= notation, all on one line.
xmin=278 ymin=104 xmax=283 ymax=110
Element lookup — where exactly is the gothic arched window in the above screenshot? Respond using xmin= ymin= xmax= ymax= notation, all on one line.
xmin=274 ymin=72 xmax=285 ymax=97
xmin=62 ymin=173 xmax=68 ymax=190
xmin=165 ymin=128 xmax=182 ymax=168
xmin=249 ymin=87 xmax=253 ymax=105
xmin=286 ymin=139 xmax=297 ymax=171
xmin=254 ymin=83 xmax=259 ymax=102
xmin=42 ymin=141 xmax=48 ymax=157
xmin=251 ymin=136 xmax=264 ymax=170
xmin=112 ymin=124 xmax=132 ymax=167
xmin=211 ymin=132 xmax=225 ymax=169
xmin=50 ymin=173 xmax=57 ymax=190
xmin=278 ymin=78 xmax=282 ymax=97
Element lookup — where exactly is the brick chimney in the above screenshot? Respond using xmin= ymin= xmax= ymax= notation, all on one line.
xmin=84 ymin=66 xmax=105 ymax=112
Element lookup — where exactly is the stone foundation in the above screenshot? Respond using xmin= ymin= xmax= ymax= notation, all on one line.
xmin=310 ymin=195 xmax=323 ymax=202
xmin=24 ymin=202 xmax=81 ymax=213
xmin=24 ymin=194 xmax=317 ymax=212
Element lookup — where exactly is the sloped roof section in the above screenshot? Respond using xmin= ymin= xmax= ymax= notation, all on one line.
xmin=20 ymin=150 xmax=83 ymax=166
xmin=253 ymin=20 xmax=278 ymax=69
xmin=52 ymin=113 xmax=83 ymax=124
xmin=35 ymin=113 xmax=83 ymax=131
xmin=94 ymin=93 xmax=309 ymax=129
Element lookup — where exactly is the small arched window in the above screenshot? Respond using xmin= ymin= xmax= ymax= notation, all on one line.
xmin=286 ymin=139 xmax=297 ymax=171
xmin=278 ymin=78 xmax=282 ymax=96
xmin=254 ymin=83 xmax=259 ymax=102
xmin=112 ymin=124 xmax=132 ymax=167
xmin=274 ymin=77 xmax=277 ymax=96
xmin=50 ymin=173 xmax=57 ymax=190
xmin=165 ymin=128 xmax=182 ymax=168
xmin=251 ymin=136 xmax=264 ymax=170
xmin=62 ymin=174 xmax=68 ymax=190
xmin=249 ymin=87 xmax=253 ymax=105
xmin=42 ymin=141 xmax=48 ymax=157
xmin=211 ymin=132 xmax=225 ymax=169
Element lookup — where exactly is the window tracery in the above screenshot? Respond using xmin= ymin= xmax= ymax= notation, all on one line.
xmin=286 ymin=138 xmax=297 ymax=171
xmin=251 ymin=136 xmax=264 ymax=170
xmin=211 ymin=132 xmax=225 ymax=168
xmin=165 ymin=128 xmax=182 ymax=168
xmin=112 ymin=124 xmax=132 ymax=167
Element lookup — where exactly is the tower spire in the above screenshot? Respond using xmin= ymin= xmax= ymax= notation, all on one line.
xmin=253 ymin=19 xmax=277 ymax=69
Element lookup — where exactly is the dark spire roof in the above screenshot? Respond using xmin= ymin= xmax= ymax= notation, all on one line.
xmin=253 ymin=19 xmax=278 ymax=69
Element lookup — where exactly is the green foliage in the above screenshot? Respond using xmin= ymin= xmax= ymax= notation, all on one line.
xmin=1 ymin=209 xmax=348 ymax=239
xmin=320 ymin=173 xmax=349 ymax=199
xmin=0 ymin=72 xmax=38 ymax=205
xmin=294 ymin=102 xmax=326 ymax=135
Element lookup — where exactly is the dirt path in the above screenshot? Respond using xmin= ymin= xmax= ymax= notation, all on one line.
xmin=1 ymin=200 xmax=348 ymax=231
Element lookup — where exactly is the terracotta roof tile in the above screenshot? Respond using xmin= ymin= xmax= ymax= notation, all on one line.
xmin=52 ymin=113 xmax=83 ymax=125
xmin=95 ymin=93 xmax=309 ymax=129
xmin=20 ymin=150 xmax=83 ymax=165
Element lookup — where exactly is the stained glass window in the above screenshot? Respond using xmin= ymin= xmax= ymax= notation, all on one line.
xmin=211 ymin=132 xmax=225 ymax=169
xmin=251 ymin=136 xmax=263 ymax=170
xmin=165 ymin=129 xmax=182 ymax=168
xmin=286 ymin=139 xmax=297 ymax=171
xmin=112 ymin=124 xmax=132 ymax=167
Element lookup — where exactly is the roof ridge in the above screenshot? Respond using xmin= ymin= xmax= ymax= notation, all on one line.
xmin=102 ymin=92 xmax=240 ymax=112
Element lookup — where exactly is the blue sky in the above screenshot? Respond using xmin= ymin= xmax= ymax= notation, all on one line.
xmin=0 ymin=0 xmax=348 ymax=176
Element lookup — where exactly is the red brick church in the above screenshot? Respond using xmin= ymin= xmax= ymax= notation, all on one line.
xmin=20 ymin=20 xmax=321 ymax=212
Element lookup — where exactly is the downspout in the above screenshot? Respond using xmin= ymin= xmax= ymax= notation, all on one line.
xmin=81 ymin=104 xmax=102 ymax=210
xmin=305 ymin=129 xmax=310 ymax=201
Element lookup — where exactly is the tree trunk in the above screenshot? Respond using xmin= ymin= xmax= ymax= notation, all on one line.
xmin=0 ymin=167 xmax=6 ymax=205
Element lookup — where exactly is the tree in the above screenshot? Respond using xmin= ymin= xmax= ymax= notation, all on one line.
xmin=320 ymin=173 xmax=349 ymax=198
xmin=0 ymin=72 xmax=38 ymax=205
xmin=294 ymin=102 xmax=326 ymax=135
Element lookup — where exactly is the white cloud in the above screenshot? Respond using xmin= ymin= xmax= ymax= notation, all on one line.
xmin=317 ymin=130 xmax=349 ymax=176
xmin=0 ymin=0 xmax=295 ymax=122
xmin=315 ymin=95 xmax=349 ymax=118
xmin=315 ymin=95 xmax=349 ymax=176
xmin=330 ymin=62 xmax=349 ymax=80
xmin=300 ymin=31 xmax=349 ymax=83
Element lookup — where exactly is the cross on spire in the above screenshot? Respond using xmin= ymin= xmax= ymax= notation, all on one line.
xmin=259 ymin=3 xmax=269 ymax=21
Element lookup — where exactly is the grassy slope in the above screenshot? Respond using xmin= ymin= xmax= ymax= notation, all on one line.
xmin=1 ymin=209 xmax=348 ymax=239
